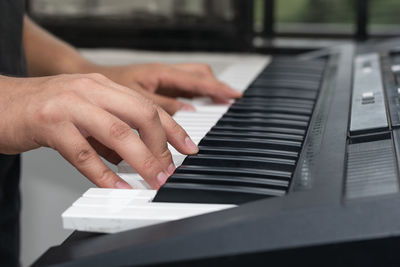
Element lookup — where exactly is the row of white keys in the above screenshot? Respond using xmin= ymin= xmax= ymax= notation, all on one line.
xmin=62 ymin=188 xmax=235 ymax=233
xmin=218 ymin=57 xmax=271 ymax=94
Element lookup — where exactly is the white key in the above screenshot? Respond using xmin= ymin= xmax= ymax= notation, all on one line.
xmin=119 ymin=173 xmax=151 ymax=189
xmin=83 ymin=188 xmax=156 ymax=200
xmin=219 ymin=58 xmax=270 ymax=92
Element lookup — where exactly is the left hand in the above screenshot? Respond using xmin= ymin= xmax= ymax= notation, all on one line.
xmin=92 ymin=63 xmax=242 ymax=113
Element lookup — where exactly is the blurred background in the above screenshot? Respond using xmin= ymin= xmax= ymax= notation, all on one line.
xmin=22 ymin=0 xmax=400 ymax=266
xmin=27 ymin=0 xmax=400 ymax=51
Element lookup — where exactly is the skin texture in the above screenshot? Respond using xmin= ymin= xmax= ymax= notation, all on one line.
xmin=0 ymin=16 xmax=241 ymax=189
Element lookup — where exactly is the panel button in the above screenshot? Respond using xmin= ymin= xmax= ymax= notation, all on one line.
xmin=350 ymin=53 xmax=388 ymax=135
xmin=391 ymin=64 xmax=400 ymax=72
xmin=361 ymin=92 xmax=375 ymax=104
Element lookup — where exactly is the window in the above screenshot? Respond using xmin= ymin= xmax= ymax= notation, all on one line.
xmin=370 ymin=0 xmax=400 ymax=36
xmin=28 ymin=0 xmax=249 ymax=51
xmin=276 ymin=0 xmax=356 ymax=35
xmin=27 ymin=0 xmax=400 ymax=51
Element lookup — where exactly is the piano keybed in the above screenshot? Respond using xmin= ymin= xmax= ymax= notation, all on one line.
xmin=155 ymin=58 xmax=326 ymax=204
xmin=63 ymin=56 xmax=327 ymax=233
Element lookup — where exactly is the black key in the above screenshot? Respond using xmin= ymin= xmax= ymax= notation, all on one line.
xmin=236 ymin=97 xmax=315 ymax=108
xmin=183 ymin=154 xmax=296 ymax=172
xmin=268 ymin=61 xmax=325 ymax=72
xmin=232 ymin=102 xmax=314 ymax=111
xmin=198 ymin=146 xmax=298 ymax=159
xmin=252 ymin=79 xmax=320 ymax=91
xmin=229 ymin=105 xmax=312 ymax=115
xmin=217 ymin=117 xmax=308 ymax=129
xmin=168 ymin=173 xmax=289 ymax=189
xmin=175 ymin=165 xmax=292 ymax=181
xmin=200 ymin=136 xmax=301 ymax=150
xmin=258 ymin=72 xmax=322 ymax=82
xmin=224 ymin=112 xmax=310 ymax=122
xmin=154 ymin=183 xmax=286 ymax=204
xmin=229 ymin=105 xmax=313 ymax=116
xmin=211 ymin=125 xmax=306 ymax=136
xmin=207 ymin=130 xmax=304 ymax=141
xmin=244 ymin=88 xmax=317 ymax=100
xmin=265 ymin=67 xmax=324 ymax=75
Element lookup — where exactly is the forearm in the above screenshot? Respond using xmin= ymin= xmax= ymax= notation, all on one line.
xmin=23 ymin=16 xmax=97 ymax=76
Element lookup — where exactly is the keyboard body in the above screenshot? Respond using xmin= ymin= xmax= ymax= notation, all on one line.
xmin=34 ymin=39 xmax=400 ymax=266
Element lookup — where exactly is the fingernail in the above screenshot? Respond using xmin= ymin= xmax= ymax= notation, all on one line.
xmin=180 ymin=104 xmax=196 ymax=111
xmin=115 ymin=180 xmax=132 ymax=189
xmin=185 ymin=136 xmax=199 ymax=154
xmin=157 ymin=171 xmax=169 ymax=185
xmin=168 ymin=163 xmax=176 ymax=175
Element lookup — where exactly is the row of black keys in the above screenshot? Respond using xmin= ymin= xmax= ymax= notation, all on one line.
xmin=154 ymin=58 xmax=326 ymax=205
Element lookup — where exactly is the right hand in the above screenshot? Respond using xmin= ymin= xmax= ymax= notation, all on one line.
xmin=0 ymin=73 xmax=199 ymax=189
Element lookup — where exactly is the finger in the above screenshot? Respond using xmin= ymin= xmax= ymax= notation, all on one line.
xmin=157 ymin=67 xmax=242 ymax=100
xmin=211 ymin=96 xmax=233 ymax=104
xmin=78 ymin=77 xmax=174 ymax=174
xmin=133 ymin=86 xmax=195 ymax=115
xmin=51 ymin=123 xmax=132 ymax=189
xmin=86 ymin=74 xmax=194 ymax=114
xmin=87 ymin=137 xmax=122 ymax=165
xmin=173 ymin=63 xmax=215 ymax=77
xmin=156 ymin=106 xmax=199 ymax=155
xmin=145 ymin=92 xmax=195 ymax=115
xmin=154 ymin=87 xmax=200 ymax=99
xmin=69 ymin=100 xmax=170 ymax=189
xmin=81 ymin=75 xmax=197 ymax=158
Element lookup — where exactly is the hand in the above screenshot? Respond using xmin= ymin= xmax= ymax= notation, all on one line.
xmin=0 ymin=73 xmax=198 ymax=189
xmin=93 ymin=63 xmax=242 ymax=114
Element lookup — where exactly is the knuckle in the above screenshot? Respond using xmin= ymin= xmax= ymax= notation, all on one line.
xmin=87 ymin=73 xmax=107 ymax=81
xmin=35 ymin=91 xmax=79 ymax=124
xmin=53 ymin=73 xmax=71 ymax=82
xmin=142 ymin=96 xmax=155 ymax=107
xmin=143 ymin=104 xmax=159 ymax=122
xmin=58 ymin=90 xmax=81 ymax=102
xmin=109 ymin=122 xmax=132 ymax=141
xmin=75 ymin=147 xmax=95 ymax=165
xmin=142 ymin=154 xmax=158 ymax=171
xmin=97 ymin=168 xmax=117 ymax=187
xmin=72 ymin=76 xmax=97 ymax=88
xmin=35 ymin=102 xmax=60 ymax=124
xmin=160 ymin=148 xmax=172 ymax=161
xmin=155 ymin=105 xmax=165 ymax=114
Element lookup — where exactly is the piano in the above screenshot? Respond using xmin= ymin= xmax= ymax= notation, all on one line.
xmin=33 ymin=39 xmax=400 ymax=266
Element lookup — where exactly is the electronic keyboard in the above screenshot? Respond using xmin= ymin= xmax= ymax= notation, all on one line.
xmin=34 ymin=39 xmax=400 ymax=267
